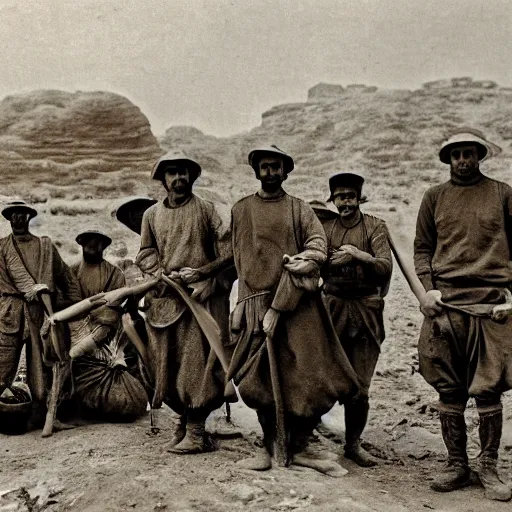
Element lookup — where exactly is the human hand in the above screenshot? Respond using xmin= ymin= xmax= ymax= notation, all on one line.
xmin=420 ymin=290 xmax=444 ymax=317
xmin=330 ymin=250 xmax=354 ymax=266
xmin=491 ymin=288 xmax=512 ymax=322
xmin=24 ymin=283 xmax=50 ymax=302
xmin=168 ymin=270 xmax=182 ymax=282
xmin=262 ymin=308 xmax=280 ymax=338
xmin=178 ymin=267 xmax=201 ymax=284
xmin=283 ymin=255 xmax=317 ymax=276
xmin=338 ymin=244 xmax=373 ymax=263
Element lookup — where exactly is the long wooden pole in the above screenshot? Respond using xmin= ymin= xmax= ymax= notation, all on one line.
xmin=386 ymin=229 xmax=428 ymax=308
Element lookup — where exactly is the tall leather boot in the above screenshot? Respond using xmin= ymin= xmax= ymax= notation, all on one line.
xmin=431 ymin=412 xmax=470 ymax=492
xmin=477 ymin=409 xmax=512 ymax=502
xmin=236 ymin=409 xmax=273 ymax=470
xmin=344 ymin=398 xmax=379 ymax=467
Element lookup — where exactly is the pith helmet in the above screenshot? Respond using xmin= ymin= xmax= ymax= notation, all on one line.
xmin=113 ymin=196 xmax=158 ymax=235
xmin=439 ymin=129 xmax=502 ymax=164
xmin=248 ymin=145 xmax=295 ymax=174
xmin=328 ymin=173 xmax=365 ymax=201
xmin=151 ymin=150 xmax=202 ymax=182
xmin=75 ymin=230 xmax=112 ymax=247
xmin=1 ymin=200 xmax=38 ymax=221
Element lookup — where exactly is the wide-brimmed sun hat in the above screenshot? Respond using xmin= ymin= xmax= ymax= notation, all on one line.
xmin=151 ymin=150 xmax=202 ymax=182
xmin=112 ymin=196 xmax=157 ymax=235
xmin=1 ymin=200 xmax=38 ymax=221
xmin=75 ymin=230 xmax=112 ymax=247
xmin=248 ymin=145 xmax=294 ymax=174
xmin=439 ymin=129 xmax=502 ymax=164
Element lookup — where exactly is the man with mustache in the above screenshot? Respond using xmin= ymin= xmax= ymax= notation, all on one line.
xmin=228 ymin=146 xmax=358 ymax=475
xmin=0 ymin=200 xmax=81 ymax=430
xmin=415 ymin=130 xmax=512 ymax=501
xmin=136 ymin=151 xmax=234 ymax=454
xmin=318 ymin=173 xmax=392 ymax=467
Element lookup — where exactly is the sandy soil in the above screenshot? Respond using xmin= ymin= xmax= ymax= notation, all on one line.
xmin=1 ymin=270 xmax=511 ymax=512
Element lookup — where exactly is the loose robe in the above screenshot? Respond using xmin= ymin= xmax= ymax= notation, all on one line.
xmin=137 ymin=195 xmax=232 ymax=413
xmin=414 ymin=174 xmax=512 ymax=400
xmin=0 ymin=234 xmax=81 ymax=400
xmin=321 ymin=213 xmax=392 ymax=395
xmin=228 ymin=192 xmax=359 ymax=419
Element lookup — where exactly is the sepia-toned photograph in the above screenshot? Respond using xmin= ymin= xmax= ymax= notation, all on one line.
xmin=0 ymin=1 xmax=511 ymax=510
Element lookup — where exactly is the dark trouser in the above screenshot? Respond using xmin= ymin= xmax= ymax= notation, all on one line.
xmin=418 ymin=310 xmax=507 ymax=412
xmin=256 ymin=407 xmax=320 ymax=456
xmin=341 ymin=332 xmax=380 ymax=448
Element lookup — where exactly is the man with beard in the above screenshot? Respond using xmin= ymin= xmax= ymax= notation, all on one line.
xmin=228 ymin=145 xmax=359 ymax=475
xmin=136 ymin=150 xmax=233 ymax=454
xmin=318 ymin=173 xmax=392 ymax=467
xmin=0 ymin=200 xmax=81 ymax=429
xmin=414 ymin=130 xmax=512 ymax=501
xmin=69 ymin=230 xmax=125 ymax=358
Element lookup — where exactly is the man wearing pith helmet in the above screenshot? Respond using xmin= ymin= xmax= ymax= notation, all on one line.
xmin=228 ymin=145 xmax=359 ymax=475
xmin=135 ymin=150 xmax=234 ymax=454
xmin=414 ymin=129 xmax=512 ymax=501
xmin=314 ymin=172 xmax=392 ymax=467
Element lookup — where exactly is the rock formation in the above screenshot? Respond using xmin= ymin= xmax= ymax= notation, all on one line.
xmin=0 ymin=90 xmax=161 ymax=169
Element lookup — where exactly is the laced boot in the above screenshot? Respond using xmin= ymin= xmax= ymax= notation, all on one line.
xmin=477 ymin=409 xmax=512 ymax=502
xmin=344 ymin=399 xmax=379 ymax=467
xmin=168 ymin=420 xmax=212 ymax=454
xmin=431 ymin=412 xmax=471 ymax=492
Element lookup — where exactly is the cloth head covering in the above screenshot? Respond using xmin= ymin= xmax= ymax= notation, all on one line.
xmin=151 ymin=150 xmax=202 ymax=183
xmin=248 ymin=145 xmax=295 ymax=174
xmin=327 ymin=173 xmax=365 ymax=201
xmin=75 ymin=230 xmax=112 ymax=247
xmin=1 ymin=200 xmax=38 ymax=221
xmin=439 ymin=129 xmax=502 ymax=164
xmin=112 ymin=196 xmax=157 ymax=235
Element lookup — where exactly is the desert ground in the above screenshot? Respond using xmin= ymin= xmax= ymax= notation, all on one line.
xmin=1 ymin=78 xmax=512 ymax=510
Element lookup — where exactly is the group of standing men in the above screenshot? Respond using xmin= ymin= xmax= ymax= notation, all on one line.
xmin=0 ymin=128 xmax=511 ymax=502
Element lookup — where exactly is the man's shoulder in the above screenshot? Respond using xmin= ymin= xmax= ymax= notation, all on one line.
xmin=192 ymin=194 xmax=218 ymax=214
xmin=362 ymin=212 xmax=387 ymax=229
xmin=232 ymin=194 xmax=255 ymax=212
xmin=102 ymin=258 xmax=123 ymax=272
xmin=482 ymin=175 xmax=512 ymax=193
xmin=143 ymin=200 xmax=162 ymax=219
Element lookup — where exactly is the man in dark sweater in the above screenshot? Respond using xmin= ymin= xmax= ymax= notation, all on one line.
xmin=319 ymin=173 xmax=392 ymax=467
xmin=414 ymin=130 xmax=512 ymax=501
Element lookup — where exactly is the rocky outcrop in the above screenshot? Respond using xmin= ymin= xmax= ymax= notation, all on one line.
xmin=422 ymin=77 xmax=499 ymax=90
xmin=0 ymin=90 xmax=161 ymax=167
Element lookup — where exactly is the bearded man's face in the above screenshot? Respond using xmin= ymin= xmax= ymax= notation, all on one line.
xmin=450 ymin=144 xmax=479 ymax=179
xmin=257 ymin=157 xmax=285 ymax=192
xmin=163 ymin=166 xmax=192 ymax=195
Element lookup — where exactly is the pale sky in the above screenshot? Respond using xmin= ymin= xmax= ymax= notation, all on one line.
xmin=0 ymin=0 xmax=510 ymax=136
